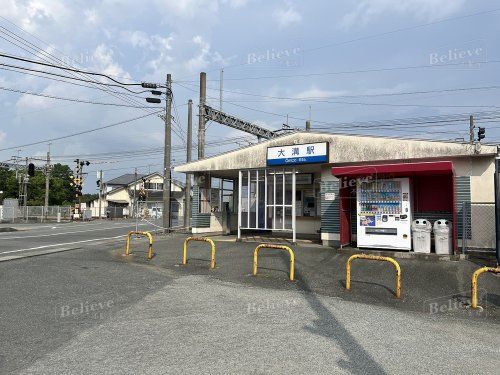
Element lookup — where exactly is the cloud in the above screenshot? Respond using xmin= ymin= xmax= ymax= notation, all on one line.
xmin=341 ymin=0 xmax=467 ymax=29
xmin=0 ymin=130 xmax=6 ymax=144
xmin=91 ymin=44 xmax=131 ymax=80
xmin=273 ymin=1 xmax=302 ymax=28
xmin=185 ymin=35 xmax=229 ymax=72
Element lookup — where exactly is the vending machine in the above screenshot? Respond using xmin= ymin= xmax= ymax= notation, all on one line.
xmin=357 ymin=178 xmax=412 ymax=250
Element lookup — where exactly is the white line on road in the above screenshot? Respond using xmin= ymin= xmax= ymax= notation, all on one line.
xmin=0 ymin=235 xmax=127 ymax=255
xmin=0 ymin=224 xmax=147 ymax=240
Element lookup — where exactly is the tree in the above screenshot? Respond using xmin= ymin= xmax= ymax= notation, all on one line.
xmin=0 ymin=163 xmax=75 ymax=206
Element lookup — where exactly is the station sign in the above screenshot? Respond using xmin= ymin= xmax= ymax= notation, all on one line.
xmin=267 ymin=142 xmax=328 ymax=166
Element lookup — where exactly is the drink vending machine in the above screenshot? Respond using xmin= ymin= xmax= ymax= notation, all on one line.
xmin=356 ymin=178 xmax=412 ymax=250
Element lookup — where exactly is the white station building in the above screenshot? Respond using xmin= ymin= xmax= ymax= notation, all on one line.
xmin=174 ymin=131 xmax=497 ymax=254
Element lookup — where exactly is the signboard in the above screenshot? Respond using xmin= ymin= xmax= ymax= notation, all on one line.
xmin=324 ymin=192 xmax=336 ymax=201
xmin=267 ymin=142 xmax=328 ymax=166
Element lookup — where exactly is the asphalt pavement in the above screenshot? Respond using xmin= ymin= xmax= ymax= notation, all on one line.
xmin=0 ymin=219 xmax=155 ymax=260
xmin=0 ymin=228 xmax=499 ymax=374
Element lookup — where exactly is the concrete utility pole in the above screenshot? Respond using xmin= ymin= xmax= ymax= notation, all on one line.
xmin=98 ymin=170 xmax=103 ymax=219
xmin=198 ymin=72 xmax=206 ymax=160
xmin=469 ymin=114 xmax=474 ymax=144
xmin=133 ymin=167 xmax=137 ymax=218
xmin=219 ymin=68 xmax=223 ymax=112
xmin=163 ymin=73 xmax=172 ymax=231
xmin=184 ymin=99 xmax=193 ymax=228
xmin=44 ymin=143 xmax=51 ymax=215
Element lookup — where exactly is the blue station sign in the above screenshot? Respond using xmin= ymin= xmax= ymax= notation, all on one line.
xmin=266 ymin=142 xmax=329 ymax=166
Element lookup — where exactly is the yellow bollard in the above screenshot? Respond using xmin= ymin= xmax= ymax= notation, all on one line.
xmin=346 ymin=254 xmax=401 ymax=298
xmin=253 ymin=243 xmax=295 ymax=281
xmin=471 ymin=266 xmax=500 ymax=309
xmin=125 ymin=231 xmax=154 ymax=260
xmin=182 ymin=237 xmax=216 ymax=270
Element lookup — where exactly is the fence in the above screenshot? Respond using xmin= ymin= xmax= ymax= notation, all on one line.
xmin=0 ymin=205 xmax=72 ymax=223
xmin=461 ymin=202 xmax=496 ymax=253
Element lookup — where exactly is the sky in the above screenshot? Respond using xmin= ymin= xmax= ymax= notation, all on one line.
xmin=0 ymin=0 xmax=499 ymax=193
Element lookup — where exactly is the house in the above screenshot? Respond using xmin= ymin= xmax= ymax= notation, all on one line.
xmin=90 ymin=172 xmax=186 ymax=222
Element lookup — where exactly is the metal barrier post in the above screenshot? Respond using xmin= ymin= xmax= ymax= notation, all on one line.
xmin=125 ymin=231 xmax=154 ymax=260
xmin=253 ymin=243 xmax=295 ymax=281
xmin=346 ymin=254 xmax=401 ymax=298
xmin=182 ymin=237 xmax=216 ymax=269
xmin=471 ymin=266 xmax=500 ymax=309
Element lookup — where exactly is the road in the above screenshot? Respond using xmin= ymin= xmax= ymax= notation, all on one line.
xmin=0 ymin=220 xmax=155 ymax=260
xmin=0 ymin=227 xmax=498 ymax=374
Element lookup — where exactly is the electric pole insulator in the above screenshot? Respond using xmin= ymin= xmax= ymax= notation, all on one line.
xmin=146 ymin=97 xmax=161 ymax=104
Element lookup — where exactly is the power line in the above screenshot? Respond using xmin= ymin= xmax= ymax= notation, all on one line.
xmin=0 ymin=65 xmax=150 ymax=95
xmin=0 ymin=51 xmax=146 ymax=86
xmin=175 ymin=59 xmax=499 ymax=83
xmin=0 ymin=85 xmax=161 ymax=108
xmin=193 ymin=82 xmax=500 ymax=102
xmin=0 ymin=62 xmax=147 ymax=94
xmin=0 ymin=22 xmax=159 ymax=113
xmin=173 ymin=7 xmax=500 ymax=82
xmin=0 ymin=111 xmax=162 ymax=152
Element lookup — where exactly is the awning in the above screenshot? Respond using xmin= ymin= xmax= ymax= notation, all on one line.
xmin=332 ymin=161 xmax=454 ymax=177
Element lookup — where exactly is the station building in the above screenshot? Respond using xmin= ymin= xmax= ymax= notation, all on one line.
xmin=174 ymin=131 xmax=497 ymax=254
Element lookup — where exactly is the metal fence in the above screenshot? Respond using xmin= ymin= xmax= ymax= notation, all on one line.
xmin=0 ymin=205 xmax=72 ymax=223
xmin=462 ymin=202 xmax=496 ymax=252
xmin=137 ymin=201 xmax=184 ymax=229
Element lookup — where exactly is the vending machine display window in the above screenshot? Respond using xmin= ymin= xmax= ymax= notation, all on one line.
xmin=357 ymin=178 xmax=412 ymax=250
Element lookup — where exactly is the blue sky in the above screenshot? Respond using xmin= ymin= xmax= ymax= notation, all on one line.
xmin=0 ymin=0 xmax=499 ymax=191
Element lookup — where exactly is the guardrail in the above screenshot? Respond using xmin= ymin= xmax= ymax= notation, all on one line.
xmin=182 ymin=237 xmax=216 ymax=269
xmin=253 ymin=244 xmax=295 ymax=281
xmin=125 ymin=231 xmax=154 ymax=260
xmin=346 ymin=254 xmax=401 ymax=298
xmin=471 ymin=266 xmax=500 ymax=309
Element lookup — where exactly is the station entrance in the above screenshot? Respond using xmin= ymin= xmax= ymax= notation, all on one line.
xmin=238 ymin=168 xmax=297 ymax=242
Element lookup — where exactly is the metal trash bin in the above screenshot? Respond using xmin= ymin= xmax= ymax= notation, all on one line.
xmin=433 ymin=220 xmax=453 ymax=255
xmin=411 ymin=219 xmax=432 ymax=253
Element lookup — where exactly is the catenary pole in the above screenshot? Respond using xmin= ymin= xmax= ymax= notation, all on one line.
xmin=198 ymin=72 xmax=206 ymax=160
xmin=184 ymin=99 xmax=193 ymax=228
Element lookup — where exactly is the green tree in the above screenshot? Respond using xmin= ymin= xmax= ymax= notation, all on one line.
xmin=0 ymin=163 xmax=75 ymax=206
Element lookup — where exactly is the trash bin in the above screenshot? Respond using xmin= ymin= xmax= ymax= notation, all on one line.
xmin=433 ymin=220 xmax=453 ymax=255
xmin=412 ymin=219 xmax=432 ymax=253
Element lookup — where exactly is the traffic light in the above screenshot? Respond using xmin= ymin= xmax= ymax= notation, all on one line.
xmin=141 ymin=82 xmax=157 ymax=89
xmin=146 ymin=97 xmax=161 ymax=104
xmin=28 ymin=163 xmax=35 ymax=177
xmin=478 ymin=127 xmax=485 ymax=142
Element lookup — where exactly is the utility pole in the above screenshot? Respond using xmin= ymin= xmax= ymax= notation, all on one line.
xmin=23 ymin=157 xmax=28 ymax=221
xmin=98 ymin=170 xmax=103 ymax=220
xmin=133 ymin=167 xmax=137 ymax=218
xmin=198 ymin=72 xmax=206 ymax=160
xmin=306 ymin=120 xmax=311 ymax=131
xmin=44 ymin=143 xmax=51 ymax=218
xmin=219 ymin=68 xmax=224 ymax=112
xmin=469 ymin=114 xmax=474 ymax=144
xmin=495 ymin=150 xmax=500 ymax=266
xmin=163 ymin=73 xmax=172 ymax=231
xmin=184 ymin=99 xmax=193 ymax=228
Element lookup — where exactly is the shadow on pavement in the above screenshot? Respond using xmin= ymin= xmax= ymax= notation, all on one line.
xmin=279 ymin=253 xmax=387 ymax=375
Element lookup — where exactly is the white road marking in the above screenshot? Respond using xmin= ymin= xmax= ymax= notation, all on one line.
xmin=0 ymin=235 xmax=126 ymax=255
xmin=0 ymin=223 xmax=147 ymax=240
